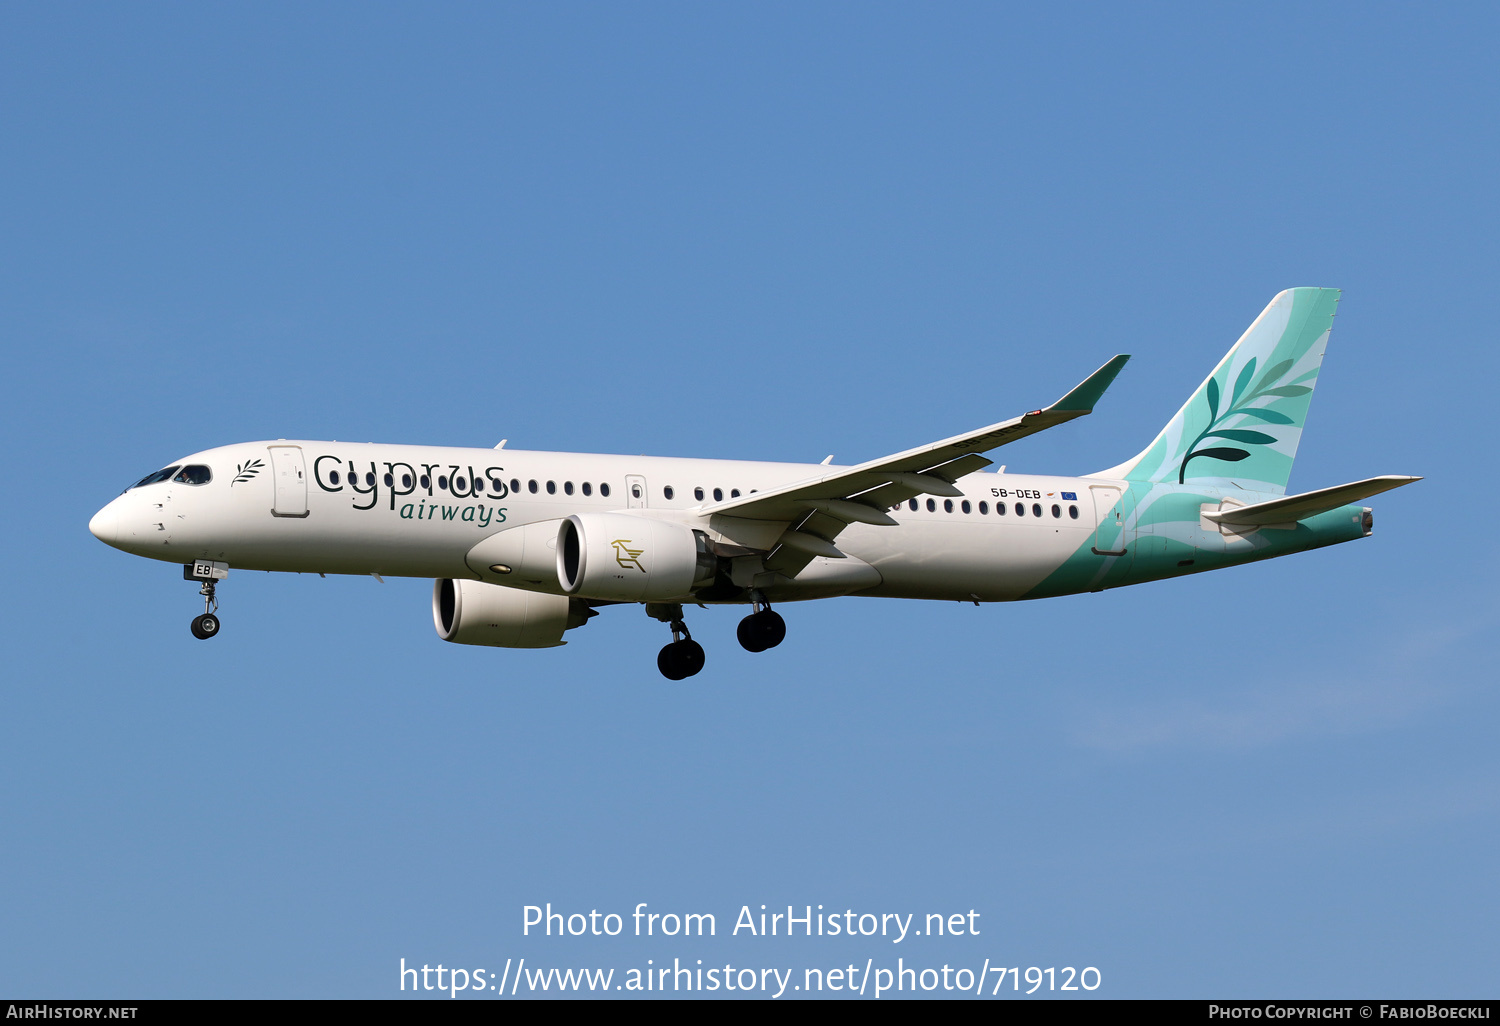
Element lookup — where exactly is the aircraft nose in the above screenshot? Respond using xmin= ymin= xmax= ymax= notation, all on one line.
xmin=89 ymin=501 xmax=120 ymax=544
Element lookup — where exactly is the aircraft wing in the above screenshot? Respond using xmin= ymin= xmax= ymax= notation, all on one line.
xmin=700 ymin=354 xmax=1129 ymax=577
xmin=1204 ymin=475 xmax=1422 ymax=527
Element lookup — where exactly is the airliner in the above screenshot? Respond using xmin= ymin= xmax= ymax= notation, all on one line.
xmin=89 ymin=288 xmax=1417 ymax=679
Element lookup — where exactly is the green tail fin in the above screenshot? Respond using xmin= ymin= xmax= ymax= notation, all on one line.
xmin=1094 ymin=287 xmax=1340 ymax=494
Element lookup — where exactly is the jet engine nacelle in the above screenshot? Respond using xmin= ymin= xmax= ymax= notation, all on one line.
xmin=557 ymin=512 xmax=716 ymax=602
xmin=433 ymin=578 xmax=594 ymax=648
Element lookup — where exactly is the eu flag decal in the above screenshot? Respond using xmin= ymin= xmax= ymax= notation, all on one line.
xmin=1061 ymin=491 xmax=1077 ymax=501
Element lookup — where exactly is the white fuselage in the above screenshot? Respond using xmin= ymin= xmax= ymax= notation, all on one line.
xmin=89 ymin=440 xmax=1107 ymax=603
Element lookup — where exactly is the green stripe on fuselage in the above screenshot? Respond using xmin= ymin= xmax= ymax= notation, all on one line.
xmin=1021 ymin=486 xmax=1367 ymax=599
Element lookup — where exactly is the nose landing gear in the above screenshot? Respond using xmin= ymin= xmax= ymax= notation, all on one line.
xmin=648 ymin=603 xmax=705 ymax=680
xmin=736 ymin=593 xmax=785 ymax=653
xmin=183 ymin=560 xmax=228 ymax=640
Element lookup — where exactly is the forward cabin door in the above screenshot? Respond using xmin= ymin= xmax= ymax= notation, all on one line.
xmin=268 ymin=445 xmax=310 ymax=518
xmin=1089 ymin=484 xmax=1129 ymax=556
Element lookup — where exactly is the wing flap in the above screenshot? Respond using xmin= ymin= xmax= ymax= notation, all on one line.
xmin=853 ymin=455 xmax=996 ymax=512
xmin=701 ymin=353 xmax=1129 ymax=583
xmin=704 ymin=354 xmax=1130 ymax=526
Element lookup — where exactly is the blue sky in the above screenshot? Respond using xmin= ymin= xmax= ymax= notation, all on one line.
xmin=2 ymin=3 xmax=1495 ymax=998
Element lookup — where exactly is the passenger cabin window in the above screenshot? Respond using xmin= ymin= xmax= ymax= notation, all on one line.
xmin=694 ymin=487 xmax=704 ymax=501
xmin=564 ymin=482 xmax=574 ymax=495
xmin=664 ymin=485 xmax=675 ymax=500
xmin=713 ymin=488 xmax=723 ymax=502
xmin=173 ymin=465 xmax=212 ymax=485
xmin=1068 ymin=504 xmax=1079 ymax=519
xmin=528 ymin=480 xmax=538 ymax=494
xmin=909 ymin=498 xmax=919 ymax=511
xmin=961 ymin=500 xmax=971 ymax=514
xmin=1032 ymin=503 xmax=1042 ymax=517
xmin=546 ymin=481 xmax=556 ymax=494
xmin=631 ymin=484 xmax=641 ymax=499
xmin=1015 ymin=503 xmax=1024 ymax=516
xmin=600 ymin=483 xmax=611 ymax=497
xmin=1051 ymin=504 xmax=1061 ymax=518
xmin=511 ymin=478 xmax=520 ymax=494
xmin=978 ymin=501 xmax=988 ymax=514
xmin=731 ymin=489 xmax=740 ymax=497
xmin=582 ymin=482 xmax=592 ymax=496
xmin=944 ymin=499 xmax=953 ymax=512
xmin=926 ymin=498 xmax=936 ymax=512
xmin=132 ymin=466 xmax=181 ymax=489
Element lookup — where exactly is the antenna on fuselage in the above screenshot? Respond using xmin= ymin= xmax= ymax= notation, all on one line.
xmin=495 ymin=439 xmax=507 ymax=449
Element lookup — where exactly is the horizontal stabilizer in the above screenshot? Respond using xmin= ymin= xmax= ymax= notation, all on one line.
xmin=1204 ymin=475 xmax=1421 ymax=526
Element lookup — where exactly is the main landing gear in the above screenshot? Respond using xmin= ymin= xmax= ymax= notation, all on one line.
xmin=183 ymin=560 xmax=228 ymax=640
xmin=736 ymin=594 xmax=785 ymax=653
xmin=649 ymin=604 xmax=706 ymax=680
xmin=646 ymin=595 xmax=787 ymax=679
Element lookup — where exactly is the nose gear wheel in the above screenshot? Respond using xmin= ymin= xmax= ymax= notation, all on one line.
xmin=185 ymin=566 xmax=223 ymax=640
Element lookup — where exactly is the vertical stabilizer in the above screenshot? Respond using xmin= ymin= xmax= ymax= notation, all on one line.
xmin=1092 ymin=288 xmax=1340 ymax=494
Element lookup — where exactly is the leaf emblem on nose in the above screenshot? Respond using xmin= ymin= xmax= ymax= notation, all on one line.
xmin=232 ymin=458 xmax=264 ymax=486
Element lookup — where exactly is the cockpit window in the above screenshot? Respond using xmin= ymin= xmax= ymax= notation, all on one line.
xmin=130 ymin=466 xmax=181 ymax=489
xmin=173 ymin=465 xmax=212 ymax=485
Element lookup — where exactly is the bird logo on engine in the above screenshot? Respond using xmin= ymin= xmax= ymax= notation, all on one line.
xmin=611 ymin=539 xmax=646 ymax=572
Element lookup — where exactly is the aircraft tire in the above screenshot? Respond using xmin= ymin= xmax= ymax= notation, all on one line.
xmin=659 ymin=639 xmax=706 ymax=679
xmin=758 ymin=610 xmax=786 ymax=649
xmin=680 ymin=639 xmax=705 ymax=676
xmin=190 ymin=613 xmax=220 ymax=640
xmin=658 ymin=642 xmax=689 ymax=680
xmin=737 ymin=615 xmax=768 ymax=653
xmin=737 ymin=611 xmax=784 ymax=652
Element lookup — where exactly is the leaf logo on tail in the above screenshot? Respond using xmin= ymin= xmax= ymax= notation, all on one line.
xmin=1178 ymin=358 xmax=1312 ymax=483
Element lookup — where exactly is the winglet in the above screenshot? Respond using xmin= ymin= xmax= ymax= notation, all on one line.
xmin=1048 ymin=355 xmax=1130 ymax=414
